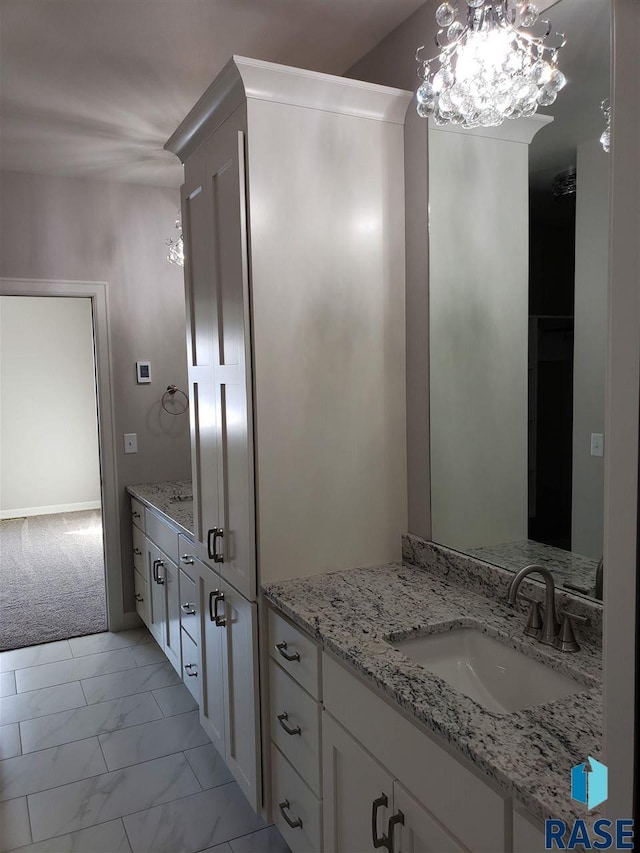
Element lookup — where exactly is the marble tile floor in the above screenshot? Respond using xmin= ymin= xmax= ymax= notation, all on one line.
xmin=0 ymin=629 xmax=289 ymax=853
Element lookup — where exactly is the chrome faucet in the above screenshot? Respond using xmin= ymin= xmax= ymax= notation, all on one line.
xmin=507 ymin=564 xmax=559 ymax=646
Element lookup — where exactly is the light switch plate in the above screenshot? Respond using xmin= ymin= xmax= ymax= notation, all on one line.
xmin=124 ymin=433 xmax=138 ymax=454
xmin=590 ymin=433 xmax=604 ymax=457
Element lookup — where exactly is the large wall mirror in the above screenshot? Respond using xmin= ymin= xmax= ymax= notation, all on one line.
xmin=428 ymin=0 xmax=610 ymax=604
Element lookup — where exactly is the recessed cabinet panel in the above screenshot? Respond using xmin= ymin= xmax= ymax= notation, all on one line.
xmin=182 ymin=147 xmax=216 ymax=370
xmin=220 ymin=578 xmax=260 ymax=810
xmin=393 ymin=781 xmax=467 ymax=853
xmin=200 ymin=567 xmax=227 ymax=756
xmin=164 ymin=556 xmax=182 ymax=675
xmin=322 ymin=710 xmax=394 ymax=853
xmin=217 ymin=378 xmax=255 ymax=599
xmin=190 ymin=373 xmax=221 ymax=556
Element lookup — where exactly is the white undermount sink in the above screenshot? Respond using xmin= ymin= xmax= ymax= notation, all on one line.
xmin=393 ymin=628 xmax=585 ymax=714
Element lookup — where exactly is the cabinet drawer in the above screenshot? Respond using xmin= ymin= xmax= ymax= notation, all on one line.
xmin=323 ymin=653 xmax=507 ymax=853
xmin=145 ymin=509 xmax=180 ymax=564
xmin=179 ymin=569 xmax=199 ymax=644
xmin=271 ymin=744 xmax=321 ymax=853
xmin=131 ymin=498 xmax=145 ymax=532
xmin=270 ymin=659 xmax=321 ymax=795
xmin=181 ymin=628 xmax=200 ymax=704
xmin=134 ymin=568 xmax=150 ymax=628
xmin=132 ymin=525 xmax=146 ymax=574
xmin=269 ymin=608 xmax=321 ymax=699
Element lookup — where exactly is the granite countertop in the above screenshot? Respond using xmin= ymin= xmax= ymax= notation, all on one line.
xmin=127 ymin=480 xmax=194 ymax=537
xmin=263 ymin=558 xmax=602 ymax=827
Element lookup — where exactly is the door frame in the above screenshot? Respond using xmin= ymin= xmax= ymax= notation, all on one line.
xmin=0 ymin=278 xmax=123 ymax=631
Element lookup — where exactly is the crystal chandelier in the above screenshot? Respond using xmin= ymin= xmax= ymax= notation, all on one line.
xmin=600 ymin=99 xmax=611 ymax=153
xmin=166 ymin=211 xmax=184 ymax=267
xmin=416 ymin=0 xmax=567 ymax=129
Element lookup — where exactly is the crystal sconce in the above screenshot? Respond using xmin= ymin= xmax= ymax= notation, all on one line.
xmin=166 ymin=211 xmax=184 ymax=267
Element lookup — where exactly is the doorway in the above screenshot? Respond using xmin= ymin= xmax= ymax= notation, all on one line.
xmin=0 ymin=295 xmax=107 ymax=650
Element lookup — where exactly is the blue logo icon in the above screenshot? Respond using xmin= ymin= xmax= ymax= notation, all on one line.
xmin=571 ymin=756 xmax=608 ymax=810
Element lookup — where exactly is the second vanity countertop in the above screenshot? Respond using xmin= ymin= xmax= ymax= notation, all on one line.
xmin=263 ymin=560 xmax=602 ymax=827
xmin=127 ymin=480 xmax=194 ymax=537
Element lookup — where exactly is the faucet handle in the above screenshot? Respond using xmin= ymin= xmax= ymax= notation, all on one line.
xmin=553 ymin=612 xmax=587 ymax=653
xmin=522 ymin=598 xmax=543 ymax=638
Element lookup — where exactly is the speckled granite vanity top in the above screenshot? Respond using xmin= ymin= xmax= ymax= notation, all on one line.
xmin=127 ymin=480 xmax=194 ymax=537
xmin=263 ymin=539 xmax=603 ymax=826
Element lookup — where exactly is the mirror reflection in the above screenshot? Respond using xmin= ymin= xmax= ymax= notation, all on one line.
xmin=428 ymin=0 xmax=610 ymax=603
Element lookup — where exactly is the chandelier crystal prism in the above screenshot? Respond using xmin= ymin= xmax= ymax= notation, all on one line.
xmin=416 ymin=0 xmax=567 ymax=129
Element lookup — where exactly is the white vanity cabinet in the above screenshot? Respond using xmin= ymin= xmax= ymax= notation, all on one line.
xmin=177 ymin=545 xmax=261 ymax=811
xmin=264 ymin=604 xmax=553 ymax=853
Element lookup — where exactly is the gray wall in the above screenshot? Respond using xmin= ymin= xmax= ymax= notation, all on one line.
xmin=572 ymin=139 xmax=609 ymax=559
xmin=347 ymin=4 xmax=437 ymax=540
xmin=0 ymin=170 xmax=191 ymax=612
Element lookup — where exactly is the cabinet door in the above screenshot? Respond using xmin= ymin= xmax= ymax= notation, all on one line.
xmin=181 ymin=147 xmax=223 ymax=565
xmin=322 ymin=710 xmax=394 ymax=853
xmin=218 ymin=577 xmax=260 ymax=810
xmin=392 ymin=782 xmax=467 ymax=853
xmin=199 ymin=565 xmax=226 ymax=756
xmin=147 ymin=540 xmax=166 ymax=648
xmin=205 ymin=121 xmax=256 ymax=601
xmin=163 ymin=555 xmax=182 ymax=676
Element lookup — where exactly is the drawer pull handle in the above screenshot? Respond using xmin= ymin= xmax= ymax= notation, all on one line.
xmin=132 ymin=511 xmax=141 ymax=519
xmin=181 ymin=603 xmax=196 ymax=615
xmin=388 ymin=810 xmax=405 ymax=853
xmin=135 ymin=593 xmax=144 ymax=602
xmin=278 ymin=800 xmax=303 ymax=830
xmin=181 ymin=554 xmax=195 ymax=565
xmin=184 ymin=663 xmax=198 ymax=677
xmin=152 ymin=559 xmax=165 ymax=585
xmin=275 ymin=641 xmax=300 ymax=662
xmin=207 ymin=527 xmax=224 ymax=563
xmin=209 ymin=590 xmax=226 ymax=627
xmin=372 ymin=794 xmax=390 ymax=850
xmin=277 ymin=712 xmax=301 ymax=736
xmin=133 ymin=547 xmax=142 ymax=556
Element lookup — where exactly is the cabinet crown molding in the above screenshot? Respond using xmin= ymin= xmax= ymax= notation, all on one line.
xmin=165 ymin=55 xmax=412 ymax=163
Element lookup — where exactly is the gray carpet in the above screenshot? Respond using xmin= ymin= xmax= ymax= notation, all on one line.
xmin=0 ymin=510 xmax=107 ymax=651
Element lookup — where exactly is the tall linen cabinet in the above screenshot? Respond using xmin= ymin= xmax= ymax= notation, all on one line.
xmin=165 ymin=56 xmax=410 ymax=814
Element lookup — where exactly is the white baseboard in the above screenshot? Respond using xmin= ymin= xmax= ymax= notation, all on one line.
xmin=0 ymin=501 xmax=102 ymax=520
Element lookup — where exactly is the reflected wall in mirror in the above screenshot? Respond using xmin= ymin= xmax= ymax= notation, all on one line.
xmin=428 ymin=0 xmax=610 ymax=604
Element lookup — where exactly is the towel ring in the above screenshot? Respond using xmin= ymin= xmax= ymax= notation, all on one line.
xmin=161 ymin=385 xmax=189 ymax=416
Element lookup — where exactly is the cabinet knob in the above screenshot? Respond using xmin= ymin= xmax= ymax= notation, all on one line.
xmin=278 ymin=800 xmax=303 ymax=830
xmin=133 ymin=547 xmax=142 ymax=556
xmin=184 ymin=663 xmax=198 ymax=677
xmin=180 ymin=554 xmax=195 ymax=565
xmin=181 ymin=603 xmax=196 ymax=615
xmin=135 ymin=593 xmax=144 ymax=602
xmin=132 ymin=511 xmax=141 ymax=519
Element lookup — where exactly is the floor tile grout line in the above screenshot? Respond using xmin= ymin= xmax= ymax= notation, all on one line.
xmin=14 ymin=660 xmax=141 ymax=695
xmin=121 ymin=814 xmax=135 ymax=853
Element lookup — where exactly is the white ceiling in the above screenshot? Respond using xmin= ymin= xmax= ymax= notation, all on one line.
xmin=0 ymin=0 xmax=425 ymax=187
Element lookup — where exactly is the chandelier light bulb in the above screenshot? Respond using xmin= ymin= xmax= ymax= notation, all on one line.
xmin=416 ymin=0 xmax=567 ymax=129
